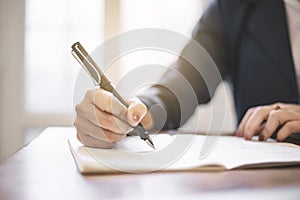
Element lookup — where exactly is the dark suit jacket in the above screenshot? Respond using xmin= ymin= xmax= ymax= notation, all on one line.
xmin=139 ymin=0 xmax=299 ymax=130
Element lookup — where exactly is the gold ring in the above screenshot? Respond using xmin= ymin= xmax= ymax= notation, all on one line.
xmin=274 ymin=104 xmax=280 ymax=110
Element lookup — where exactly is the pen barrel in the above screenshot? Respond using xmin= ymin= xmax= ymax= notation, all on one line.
xmin=134 ymin=124 xmax=149 ymax=140
xmin=102 ymin=83 xmax=129 ymax=107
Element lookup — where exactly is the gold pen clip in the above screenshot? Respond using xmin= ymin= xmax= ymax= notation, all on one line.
xmin=71 ymin=42 xmax=101 ymax=86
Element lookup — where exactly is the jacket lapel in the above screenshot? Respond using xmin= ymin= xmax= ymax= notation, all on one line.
xmin=246 ymin=0 xmax=297 ymax=90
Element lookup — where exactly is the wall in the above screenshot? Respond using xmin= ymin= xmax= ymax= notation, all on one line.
xmin=0 ymin=0 xmax=24 ymax=161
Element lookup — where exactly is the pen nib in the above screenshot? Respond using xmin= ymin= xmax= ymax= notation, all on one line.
xmin=145 ymin=138 xmax=156 ymax=150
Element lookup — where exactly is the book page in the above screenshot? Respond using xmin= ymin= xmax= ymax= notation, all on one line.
xmin=69 ymin=133 xmax=300 ymax=173
xmin=191 ymin=135 xmax=300 ymax=169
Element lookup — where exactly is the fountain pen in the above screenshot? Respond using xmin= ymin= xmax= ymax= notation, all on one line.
xmin=71 ymin=42 xmax=155 ymax=150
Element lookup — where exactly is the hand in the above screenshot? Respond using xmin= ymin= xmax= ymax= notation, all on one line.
xmin=74 ymin=88 xmax=150 ymax=148
xmin=236 ymin=103 xmax=300 ymax=141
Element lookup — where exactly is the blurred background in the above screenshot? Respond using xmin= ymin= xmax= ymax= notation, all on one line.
xmin=0 ymin=0 xmax=235 ymax=161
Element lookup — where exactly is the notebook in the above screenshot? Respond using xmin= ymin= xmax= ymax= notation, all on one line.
xmin=69 ymin=132 xmax=300 ymax=174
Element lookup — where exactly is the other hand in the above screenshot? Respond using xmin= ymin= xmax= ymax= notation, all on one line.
xmin=236 ymin=103 xmax=300 ymax=141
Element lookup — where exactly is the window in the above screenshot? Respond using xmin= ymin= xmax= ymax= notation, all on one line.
xmin=24 ymin=0 xmax=104 ymax=116
xmin=23 ymin=0 xmax=104 ymax=144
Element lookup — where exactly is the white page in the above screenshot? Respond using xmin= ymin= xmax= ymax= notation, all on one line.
xmin=182 ymin=135 xmax=300 ymax=169
xmin=81 ymin=134 xmax=300 ymax=173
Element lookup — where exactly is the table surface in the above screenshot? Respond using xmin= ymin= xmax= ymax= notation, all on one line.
xmin=1 ymin=127 xmax=300 ymax=200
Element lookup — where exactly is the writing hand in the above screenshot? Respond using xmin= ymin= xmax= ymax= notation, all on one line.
xmin=74 ymin=89 xmax=150 ymax=148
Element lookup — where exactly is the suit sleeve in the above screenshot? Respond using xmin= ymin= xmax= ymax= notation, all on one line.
xmin=138 ymin=0 xmax=229 ymax=130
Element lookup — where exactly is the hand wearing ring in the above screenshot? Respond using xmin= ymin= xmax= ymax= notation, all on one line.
xmin=236 ymin=102 xmax=300 ymax=141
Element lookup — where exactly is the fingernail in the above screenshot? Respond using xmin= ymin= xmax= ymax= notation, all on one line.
xmin=244 ymin=132 xmax=251 ymax=140
xmin=132 ymin=113 xmax=140 ymax=122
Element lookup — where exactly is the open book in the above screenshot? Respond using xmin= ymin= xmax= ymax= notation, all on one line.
xmin=69 ymin=133 xmax=300 ymax=174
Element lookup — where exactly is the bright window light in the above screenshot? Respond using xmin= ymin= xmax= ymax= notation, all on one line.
xmin=24 ymin=0 xmax=104 ymax=114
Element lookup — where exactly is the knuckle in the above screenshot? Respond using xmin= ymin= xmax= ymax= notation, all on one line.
xmin=75 ymin=104 xmax=83 ymax=114
xmin=103 ymin=116 xmax=113 ymax=126
xmin=269 ymin=110 xmax=279 ymax=118
xmin=249 ymin=106 xmax=256 ymax=111
xmin=247 ymin=109 xmax=254 ymax=115
xmin=85 ymin=90 xmax=93 ymax=99
xmin=74 ymin=118 xmax=79 ymax=128
xmin=253 ymin=106 xmax=266 ymax=114
xmin=255 ymin=106 xmax=263 ymax=112
xmin=74 ymin=118 xmax=85 ymax=132
xmin=247 ymin=107 xmax=255 ymax=114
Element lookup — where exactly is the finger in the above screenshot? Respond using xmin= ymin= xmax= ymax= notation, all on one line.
xmin=76 ymin=100 xmax=132 ymax=134
xmin=277 ymin=103 xmax=300 ymax=112
xmin=95 ymin=109 xmax=133 ymax=134
xmin=236 ymin=107 xmax=255 ymax=137
xmin=78 ymin=89 xmax=135 ymax=134
xmin=77 ymin=132 xmax=114 ymax=148
xmin=277 ymin=121 xmax=300 ymax=141
xmin=75 ymin=99 xmax=98 ymax=125
xmin=257 ymin=122 xmax=266 ymax=140
xmin=75 ymin=95 xmax=95 ymax=120
xmin=260 ymin=110 xmax=300 ymax=141
xmin=87 ymin=89 xmax=134 ymax=132
xmin=102 ymin=128 xmax=128 ymax=143
xmin=93 ymin=89 xmax=128 ymax=122
xmin=127 ymin=97 xmax=147 ymax=126
xmin=244 ymin=105 xmax=277 ymax=140
xmin=75 ymin=116 xmax=126 ymax=143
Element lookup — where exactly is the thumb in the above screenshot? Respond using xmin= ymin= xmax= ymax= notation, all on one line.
xmin=127 ymin=97 xmax=147 ymax=127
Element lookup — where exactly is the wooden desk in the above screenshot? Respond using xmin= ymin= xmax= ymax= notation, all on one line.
xmin=0 ymin=127 xmax=300 ymax=200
